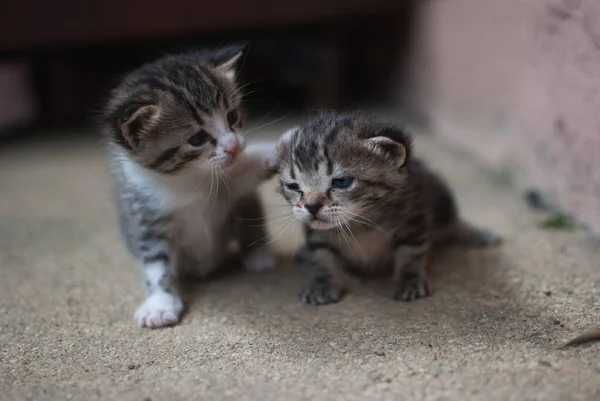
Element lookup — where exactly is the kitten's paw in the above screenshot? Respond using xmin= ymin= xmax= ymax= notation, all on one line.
xmin=262 ymin=147 xmax=279 ymax=171
xmin=134 ymin=292 xmax=184 ymax=329
xmin=243 ymin=248 xmax=277 ymax=272
xmin=300 ymin=278 xmax=344 ymax=306
xmin=245 ymin=141 xmax=279 ymax=169
xmin=394 ymin=275 xmax=431 ymax=302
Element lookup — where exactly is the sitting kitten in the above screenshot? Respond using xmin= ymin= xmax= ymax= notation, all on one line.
xmin=275 ymin=113 xmax=501 ymax=305
xmin=102 ymin=45 xmax=278 ymax=328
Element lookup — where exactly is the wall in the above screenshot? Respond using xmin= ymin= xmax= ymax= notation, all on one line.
xmin=0 ymin=62 xmax=36 ymax=132
xmin=420 ymin=0 xmax=600 ymax=232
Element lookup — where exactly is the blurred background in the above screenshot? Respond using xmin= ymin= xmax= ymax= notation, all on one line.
xmin=0 ymin=0 xmax=599 ymax=232
xmin=0 ymin=0 xmax=423 ymax=127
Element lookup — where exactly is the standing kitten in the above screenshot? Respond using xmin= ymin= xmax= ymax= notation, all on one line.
xmin=276 ymin=113 xmax=501 ymax=305
xmin=102 ymin=45 xmax=278 ymax=328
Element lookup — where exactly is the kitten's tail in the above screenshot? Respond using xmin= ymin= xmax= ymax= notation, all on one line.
xmin=436 ymin=221 xmax=502 ymax=247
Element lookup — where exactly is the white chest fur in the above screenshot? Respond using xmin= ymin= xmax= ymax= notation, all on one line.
xmin=172 ymin=197 xmax=231 ymax=256
xmin=123 ymin=159 xmax=235 ymax=274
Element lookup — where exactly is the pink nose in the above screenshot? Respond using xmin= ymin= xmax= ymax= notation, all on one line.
xmin=223 ymin=139 xmax=240 ymax=156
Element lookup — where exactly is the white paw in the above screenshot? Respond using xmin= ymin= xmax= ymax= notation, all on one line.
xmin=134 ymin=292 xmax=184 ymax=329
xmin=263 ymin=151 xmax=279 ymax=170
xmin=245 ymin=141 xmax=279 ymax=170
xmin=243 ymin=249 xmax=277 ymax=272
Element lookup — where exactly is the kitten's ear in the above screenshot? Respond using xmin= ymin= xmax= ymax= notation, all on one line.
xmin=211 ymin=43 xmax=248 ymax=81
xmin=117 ymin=104 xmax=160 ymax=150
xmin=366 ymin=127 xmax=412 ymax=167
xmin=277 ymin=127 xmax=298 ymax=159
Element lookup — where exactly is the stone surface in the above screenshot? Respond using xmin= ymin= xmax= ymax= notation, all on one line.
xmin=0 ymin=124 xmax=599 ymax=400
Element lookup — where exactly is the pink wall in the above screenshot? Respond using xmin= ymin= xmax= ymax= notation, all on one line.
xmin=421 ymin=0 xmax=600 ymax=233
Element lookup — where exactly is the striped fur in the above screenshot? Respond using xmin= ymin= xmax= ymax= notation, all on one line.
xmin=276 ymin=112 xmax=501 ymax=305
xmin=102 ymin=46 xmax=279 ymax=328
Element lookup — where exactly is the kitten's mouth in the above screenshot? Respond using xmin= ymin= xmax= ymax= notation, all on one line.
xmin=308 ymin=217 xmax=337 ymax=231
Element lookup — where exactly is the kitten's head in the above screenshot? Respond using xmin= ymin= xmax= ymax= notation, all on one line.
xmin=103 ymin=45 xmax=248 ymax=175
xmin=277 ymin=113 xmax=412 ymax=231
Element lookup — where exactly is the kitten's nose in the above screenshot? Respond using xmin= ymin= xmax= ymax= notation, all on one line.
xmin=223 ymin=138 xmax=240 ymax=156
xmin=304 ymin=202 xmax=323 ymax=217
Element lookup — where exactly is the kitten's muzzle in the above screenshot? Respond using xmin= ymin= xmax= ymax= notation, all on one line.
xmin=222 ymin=137 xmax=240 ymax=157
xmin=304 ymin=202 xmax=323 ymax=217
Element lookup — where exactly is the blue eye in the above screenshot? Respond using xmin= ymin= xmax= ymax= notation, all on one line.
xmin=331 ymin=177 xmax=354 ymax=189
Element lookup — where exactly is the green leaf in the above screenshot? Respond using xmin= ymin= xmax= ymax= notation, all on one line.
xmin=540 ymin=213 xmax=576 ymax=230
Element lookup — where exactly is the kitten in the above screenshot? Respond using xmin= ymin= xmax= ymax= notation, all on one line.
xmin=275 ymin=112 xmax=501 ymax=305
xmin=102 ymin=45 xmax=278 ymax=328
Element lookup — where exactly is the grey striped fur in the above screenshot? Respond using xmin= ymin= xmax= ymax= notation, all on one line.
xmin=276 ymin=112 xmax=501 ymax=305
xmin=102 ymin=46 xmax=278 ymax=328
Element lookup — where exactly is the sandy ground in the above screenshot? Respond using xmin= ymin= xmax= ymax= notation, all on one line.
xmin=1 ymin=123 xmax=599 ymax=401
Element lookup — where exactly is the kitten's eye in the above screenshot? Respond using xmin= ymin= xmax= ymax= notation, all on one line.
xmin=285 ymin=182 xmax=300 ymax=192
xmin=188 ymin=130 xmax=210 ymax=147
xmin=227 ymin=110 xmax=239 ymax=128
xmin=331 ymin=177 xmax=354 ymax=189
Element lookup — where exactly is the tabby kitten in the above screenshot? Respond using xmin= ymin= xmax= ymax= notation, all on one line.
xmin=102 ymin=45 xmax=278 ymax=328
xmin=276 ymin=113 xmax=501 ymax=305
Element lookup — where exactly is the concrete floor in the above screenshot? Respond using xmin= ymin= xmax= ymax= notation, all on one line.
xmin=1 ymin=123 xmax=599 ymax=401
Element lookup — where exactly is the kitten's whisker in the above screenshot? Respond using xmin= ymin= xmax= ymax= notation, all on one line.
xmin=247 ymin=215 xmax=294 ymax=248
xmin=235 ymin=77 xmax=270 ymax=93
xmin=245 ymin=113 xmax=293 ymax=135
xmin=202 ymin=166 xmax=215 ymax=212
xmin=242 ymin=213 xmax=294 ymax=227
xmin=334 ymin=219 xmax=349 ymax=256
xmin=232 ymin=88 xmax=263 ymax=100
xmin=336 ymin=217 xmax=356 ymax=258
xmin=252 ymin=102 xmax=280 ymax=131
xmin=210 ymin=167 xmax=220 ymax=210
xmin=258 ymin=217 xmax=296 ymax=250
xmin=341 ymin=216 xmax=364 ymax=257
xmin=215 ymin=166 xmax=220 ymax=199
xmin=268 ymin=214 xmax=299 ymax=224
xmin=342 ymin=212 xmax=382 ymax=231
xmin=291 ymin=220 xmax=302 ymax=259
xmin=224 ymin=171 xmax=240 ymax=187
xmin=185 ymin=169 xmax=209 ymax=200
xmin=234 ymin=211 xmax=290 ymax=221
xmin=218 ymin=166 xmax=233 ymax=206
xmin=244 ymin=222 xmax=279 ymax=228
xmin=343 ymin=210 xmax=382 ymax=230
xmin=345 ymin=216 xmax=378 ymax=230
xmin=342 ymin=221 xmax=359 ymax=258
xmin=246 ymin=213 xmax=293 ymax=239
xmin=230 ymin=78 xmax=266 ymax=99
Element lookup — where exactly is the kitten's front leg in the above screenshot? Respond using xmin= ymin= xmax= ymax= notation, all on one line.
xmin=230 ymin=142 xmax=278 ymax=272
xmin=133 ymin=222 xmax=184 ymax=328
xmin=230 ymin=141 xmax=278 ymax=197
xmin=392 ymin=219 xmax=431 ymax=301
xmin=300 ymin=238 xmax=345 ymax=305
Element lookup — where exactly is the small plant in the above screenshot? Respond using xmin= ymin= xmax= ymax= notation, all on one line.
xmin=540 ymin=213 xmax=576 ymax=230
